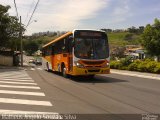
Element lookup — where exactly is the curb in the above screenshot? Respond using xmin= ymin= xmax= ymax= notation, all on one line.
xmin=111 ymin=69 xmax=160 ymax=80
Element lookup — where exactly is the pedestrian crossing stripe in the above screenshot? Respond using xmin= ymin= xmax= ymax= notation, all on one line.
xmin=0 ymin=85 xmax=40 ymax=89
xmin=0 ymin=98 xmax=52 ymax=106
xmin=1 ymin=79 xmax=34 ymax=82
xmin=0 ymin=90 xmax=45 ymax=96
xmin=0 ymin=81 xmax=37 ymax=85
xmin=1 ymin=78 xmax=33 ymax=80
xmin=0 ymin=69 xmax=55 ymax=114
xmin=30 ymin=68 xmax=35 ymax=71
xmin=37 ymin=68 xmax=43 ymax=70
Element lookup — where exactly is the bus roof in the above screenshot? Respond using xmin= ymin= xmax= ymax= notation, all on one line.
xmin=42 ymin=31 xmax=72 ymax=48
xmin=42 ymin=29 xmax=105 ymax=48
xmin=72 ymin=29 xmax=105 ymax=33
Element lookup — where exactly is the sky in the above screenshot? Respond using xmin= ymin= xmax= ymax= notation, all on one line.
xmin=1 ymin=0 xmax=160 ymax=35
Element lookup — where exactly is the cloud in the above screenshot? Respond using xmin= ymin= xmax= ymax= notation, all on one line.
xmin=110 ymin=0 xmax=132 ymax=23
xmin=0 ymin=0 xmax=109 ymax=34
xmin=3 ymin=0 xmax=159 ymax=34
xmin=26 ymin=0 xmax=110 ymax=34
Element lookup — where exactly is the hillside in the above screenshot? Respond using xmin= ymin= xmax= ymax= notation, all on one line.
xmin=25 ymin=31 xmax=142 ymax=50
xmin=108 ymin=32 xmax=142 ymax=46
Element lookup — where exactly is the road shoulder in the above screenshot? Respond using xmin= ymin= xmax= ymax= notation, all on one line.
xmin=111 ymin=69 xmax=160 ymax=80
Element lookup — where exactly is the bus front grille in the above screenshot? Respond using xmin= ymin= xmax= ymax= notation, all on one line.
xmin=88 ymin=69 xmax=100 ymax=72
xmin=82 ymin=61 xmax=105 ymax=65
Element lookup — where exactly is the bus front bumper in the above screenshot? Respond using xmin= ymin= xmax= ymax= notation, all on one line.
xmin=71 ymin=66 xmax=110 ymax=76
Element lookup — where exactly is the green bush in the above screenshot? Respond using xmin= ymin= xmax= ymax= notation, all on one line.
xmin=146 ymin=61 xmax=157 ymax=73
xmin=110 ymin=61 xmax=122 ymax=69
xmin=154 ymin=63 xmax=160 ymax=73
xmin=124 ymin=33 xmax=133 ymax=41
xmin=144 ymin=58 xmax=154 ymax=62
xmin=137 ymin=61 xmax=147 ymax=72
xmin=128 ymin=62 xmax=138 ymax=71
xmin=110 ymin=59 xmax=160 ymax=74
xmin=119 ymin=66 xmax=128 ymax=70
xmin=120 ymin=57 xmax=132 ymax=66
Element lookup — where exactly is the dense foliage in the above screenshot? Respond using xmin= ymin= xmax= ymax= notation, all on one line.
xmin=0 ymin=4 xmax=25 ymax=50
xmin=110 ymin=59 xmax=160 ymax=73
xmin=23 ymin=35 xmax=57 ymax=55
xmin=141 ymin=18 xmax=160 ymax=61
xmin=23 ymin=40 xmax=39 ymax=56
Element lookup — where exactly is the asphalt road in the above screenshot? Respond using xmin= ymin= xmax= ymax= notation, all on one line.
xmin=29 ymin=66 xmax=160 ymax=119
xmin=0 ymin=66 xmax=160 ymax=120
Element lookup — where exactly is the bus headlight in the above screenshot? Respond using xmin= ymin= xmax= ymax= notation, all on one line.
xmin=75 ymin=62 xmax=85 ymax=68
xmin=102 ymin=62 xmax=110 ymax=67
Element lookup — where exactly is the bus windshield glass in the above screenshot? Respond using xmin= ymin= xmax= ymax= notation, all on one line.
xmin=74 ymin=30 xmax=109 ymax=59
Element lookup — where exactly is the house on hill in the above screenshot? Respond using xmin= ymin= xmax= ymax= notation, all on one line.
xmin=125 ymin=46 xmax=145 ymax=60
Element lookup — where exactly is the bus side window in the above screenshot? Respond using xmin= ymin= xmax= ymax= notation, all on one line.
xmin=42 ymin=49 xmax=45 ymax=57
xmin=68 ymin=36 xmax=73 ymax=53
xmin=51 ymin=45 xmax=54 ymax=55
xmin=62 ymin=39 xmax=66 ymax=52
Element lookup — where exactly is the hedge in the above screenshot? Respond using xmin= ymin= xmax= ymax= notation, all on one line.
xmin=110 ymin=59 xmax=160 ymax=74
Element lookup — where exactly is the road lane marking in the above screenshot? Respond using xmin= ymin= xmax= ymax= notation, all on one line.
xmin=0 ymin=85 xmax=40 ymax=89
xmin=111 ymin=71 xmax=160 ymax=80
xmin=1 ymin=79 xmax=34 ymax=82
xmin=0 ymin=73 xmax=28 ymax=75
xmin=37 ymin=68 xmax=43 ymax=70
xmin=1 ymin=77 xmax=32 ymax=79
xmin=0 ymin=98 xmax=52 ymax=106
xmin=1 ymin=76 xmax=32 ymax=78
xmin=1 ymin=78 xmax=33 ymax=81
xmin=0 ymin=73 xmax=31 ymax=77
xmin=0 ymin=75 xmax=29 ymax=77
xmin=0 ymin=72 xmax=25 ymax=75
xmin=0 ymin=81 xmax=37 ymax=85
xmin=30 ymin=68 xmax=35 ymax=71
xmin=0 ymin=90 xmax=45 ymax=96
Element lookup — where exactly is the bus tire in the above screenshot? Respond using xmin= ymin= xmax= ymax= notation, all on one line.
xmin=62 ymin=67 xmax=68 ymax=78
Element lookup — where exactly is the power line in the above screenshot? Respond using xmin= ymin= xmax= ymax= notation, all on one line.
xmin=26 ymin=0 xmax=40 ymax=28
xmin=14 ymin=0 xmax=19 ymax=18
xmin=24 ymin=0 xmax=35 ymax=25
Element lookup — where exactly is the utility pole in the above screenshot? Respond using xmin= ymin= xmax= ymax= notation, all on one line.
xmin=20 ymin=16 xmax=23 ymax=67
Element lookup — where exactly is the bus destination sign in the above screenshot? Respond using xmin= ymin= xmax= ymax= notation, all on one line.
xmin=80 ymin=32 xmax=102 ymax=37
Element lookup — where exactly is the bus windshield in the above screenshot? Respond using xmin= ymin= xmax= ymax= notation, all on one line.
xmin=74 ymin=31 xmax=109 ymax=59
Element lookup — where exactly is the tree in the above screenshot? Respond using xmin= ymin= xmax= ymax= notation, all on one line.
xmin=24 ymin=40 xmax=39 ymax=56
xmin=128 ymin=26 xmax=137 ymax=33
xmin=0 ymin=4 xmax=25 ymax=50
xmin=0 ymin=5 xmax=10 ymax=50
xmin=142 ymin=18 xmax=160 ymax=61
xmin=139 ymin=26 xmax=144 ymax=33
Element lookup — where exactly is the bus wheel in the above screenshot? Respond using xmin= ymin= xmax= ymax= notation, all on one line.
xmin=62 ymin=67 xmax=68 ymax=78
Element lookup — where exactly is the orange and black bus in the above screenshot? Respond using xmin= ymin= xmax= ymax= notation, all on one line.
xmin=42 ymin=29 xmax=110 ymax=78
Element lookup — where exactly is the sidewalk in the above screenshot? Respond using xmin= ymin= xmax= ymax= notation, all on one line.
xmin=111 ymin=69 xmax=160 ymax=80
xmin=0 ymin=65 xmax=20 ymax=69
xmin=0 ymin=62 xmax=30 ymax=70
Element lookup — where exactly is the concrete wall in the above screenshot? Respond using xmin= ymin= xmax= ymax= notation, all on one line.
xmin=0 ymin=55 xmax=13 ymax=66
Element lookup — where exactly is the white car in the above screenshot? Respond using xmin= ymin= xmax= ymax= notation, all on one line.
xmin=29 ymin=59 xmax=34 ymax=63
